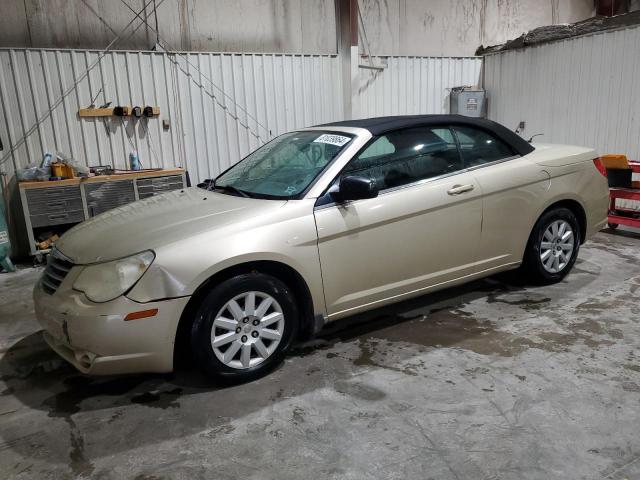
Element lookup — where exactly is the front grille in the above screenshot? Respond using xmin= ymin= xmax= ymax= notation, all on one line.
xmin=41 ymin=252 xmax=74 ymax=295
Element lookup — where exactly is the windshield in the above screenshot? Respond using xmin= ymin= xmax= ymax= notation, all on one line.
xmin=213 ymin=130 xmax=354 ymax=199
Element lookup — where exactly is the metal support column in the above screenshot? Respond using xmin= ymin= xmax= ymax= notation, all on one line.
xmin=336 ymin=0 xmax=359 ymax=120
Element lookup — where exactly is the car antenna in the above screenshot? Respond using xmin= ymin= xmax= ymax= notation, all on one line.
xmin=527 ymin=133 xmax=544 ymax=143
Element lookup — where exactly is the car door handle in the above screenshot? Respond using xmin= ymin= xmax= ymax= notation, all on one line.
xmin=447 ymin=184 xmax=475 ymax=195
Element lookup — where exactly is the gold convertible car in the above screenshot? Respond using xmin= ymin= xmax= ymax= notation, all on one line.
xmin=34 ymin=115 xmax=609 ymax=381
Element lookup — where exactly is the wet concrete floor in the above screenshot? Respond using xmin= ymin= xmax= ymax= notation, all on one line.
xmin=0 ymin=229 xmax=639 ymax=479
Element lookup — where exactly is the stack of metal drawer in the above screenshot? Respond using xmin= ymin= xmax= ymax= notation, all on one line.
xmin=85 ymin=180 xmax=136 ymax=217
xmin=137 ymin=174 xmax=184 ymax=199
xmin=24 ymin=185 xmax=85 ymax=227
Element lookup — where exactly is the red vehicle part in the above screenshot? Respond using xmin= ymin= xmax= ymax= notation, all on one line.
xmin=608 ymin=160 xmax=640 ymax=230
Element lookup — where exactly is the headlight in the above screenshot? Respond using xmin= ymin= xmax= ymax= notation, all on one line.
xmin=73 ymin=251 xmax=155 ymax=303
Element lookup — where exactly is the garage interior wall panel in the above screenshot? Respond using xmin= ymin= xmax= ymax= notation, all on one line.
xmin=484 ymin=25 xmax=640 ymax=160
xmin=0 ymin=49 xmax=483 ymax=186
xmin=0 ymin=49 xmax=343 ymax=184
xmin=355 ymin=56 xmax=483 ymax=119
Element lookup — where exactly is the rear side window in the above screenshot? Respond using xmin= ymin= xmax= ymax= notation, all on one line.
xmin=453 ymin=126 xmax=515 ymax=167
xmin=343 ymin=126 xmax=463 ymax=191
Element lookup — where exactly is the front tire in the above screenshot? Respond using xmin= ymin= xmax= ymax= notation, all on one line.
xmin=190 ymin=273 xmax=299 ymax=382
xmin=522 ymin=207 xmax=581 ymax=284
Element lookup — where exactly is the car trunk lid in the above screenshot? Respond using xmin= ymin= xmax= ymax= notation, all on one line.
xmin=528 ymin=143 xmax=597 ymax=167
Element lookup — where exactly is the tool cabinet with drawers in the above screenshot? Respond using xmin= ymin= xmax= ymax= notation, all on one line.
xmin=19 ymin=169 xmax=186 ymax=256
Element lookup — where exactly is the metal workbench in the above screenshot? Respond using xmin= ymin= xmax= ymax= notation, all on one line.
xmin=18 ymin=169 xmax=186 ymax=257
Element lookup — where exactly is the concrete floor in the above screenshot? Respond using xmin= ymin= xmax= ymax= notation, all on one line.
xmin=1 ymin=229 xmax=639 ymax=480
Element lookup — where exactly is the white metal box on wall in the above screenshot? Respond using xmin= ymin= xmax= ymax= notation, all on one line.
xmin=449 ymin=87 xmax=487 ymax=118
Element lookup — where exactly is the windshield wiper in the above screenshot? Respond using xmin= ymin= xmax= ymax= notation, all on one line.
xmin=212 ymin=183 xmax=252 ymax=198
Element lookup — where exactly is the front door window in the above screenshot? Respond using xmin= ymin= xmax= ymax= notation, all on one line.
xmin=342 ymin=127 xmax=463 ymax=191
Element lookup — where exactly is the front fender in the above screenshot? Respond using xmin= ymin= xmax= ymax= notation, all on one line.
xmin=126 ymin=200 xmax=326 ymax=316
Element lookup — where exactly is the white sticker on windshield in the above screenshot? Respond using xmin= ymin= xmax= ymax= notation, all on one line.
xmin=313 ymin=134 xmax=351 ymax=147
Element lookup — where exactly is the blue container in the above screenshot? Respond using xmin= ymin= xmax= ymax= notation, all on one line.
xmin=129 ymin=151 xmax=141 ymax=171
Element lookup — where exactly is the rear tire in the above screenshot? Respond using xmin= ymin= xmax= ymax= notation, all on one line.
xmin=190 ymin=273 xmax=299 ymax=383
xmin=521 ymin=207 xmax=581 ymax=284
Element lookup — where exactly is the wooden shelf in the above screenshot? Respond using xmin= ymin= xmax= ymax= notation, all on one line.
xmin=78 ymin=106 xmax=160 ymax=118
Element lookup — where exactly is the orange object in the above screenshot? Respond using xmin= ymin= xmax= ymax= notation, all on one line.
xmin=36 ymin=234 xmax=59 ymax=250
xmin=600 ymin=154 xmax=629 ymax=170
xmin=633 ymin=181 xmax=640 ymax=189
xmin=51 ymin=163 xmax=64 ymax=177
xmin=62 ymin=164 xmax=74 ymax=178
xmin=51 ymin=163 xmax=74 ymax=179
xmin=124 ymin=309 xmax=158 ymax=321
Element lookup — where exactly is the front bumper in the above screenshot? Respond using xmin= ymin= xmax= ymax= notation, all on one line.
xmin=33 ymin=272 xmax=190 ymax=375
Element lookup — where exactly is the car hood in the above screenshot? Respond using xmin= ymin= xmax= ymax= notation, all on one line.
xmin=56 ymin=187 xmax=287 ymax=264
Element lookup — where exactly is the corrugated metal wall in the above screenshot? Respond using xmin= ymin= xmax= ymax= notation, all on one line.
xmin=484 ymin=25 xmax=640 ymax=159
xmin=0 ymin=48 xmax=343 ymax=184
xmin=0 ymin=49 xmax=484 ymax=186
xmin=355 ymin=56 xmax=483 ymax=118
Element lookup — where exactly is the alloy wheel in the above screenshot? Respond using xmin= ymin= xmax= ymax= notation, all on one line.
xmin=540 ymin=220 xmax=574 ymax=274
xmin=210 ymin=291 xmax=285 ymax=369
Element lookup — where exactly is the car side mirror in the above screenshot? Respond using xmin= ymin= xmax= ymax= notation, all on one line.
xmin=332 ymin=175 xmax=379 ymax=202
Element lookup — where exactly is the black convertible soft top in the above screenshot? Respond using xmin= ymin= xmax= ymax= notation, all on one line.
xmin=319 ymin=115 xmax=534 ymax=156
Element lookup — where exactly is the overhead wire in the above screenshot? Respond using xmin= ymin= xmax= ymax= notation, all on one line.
xmin=4 ymin=0 xmax=277 ymax=172
xmin=141 ymin=118 xmax=162 ymax=168
xmin=0 ymin=0 xmax=167 ymax=168
xmin=169 ymin=56 xmax=188 ymax=170
xmin=153 ymin=0 xmax=160 ymax=46
xmin=357 ymin=1 xmax=376 ymax=69
xmin=118 ymin=0 xmax=272 ymax=143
